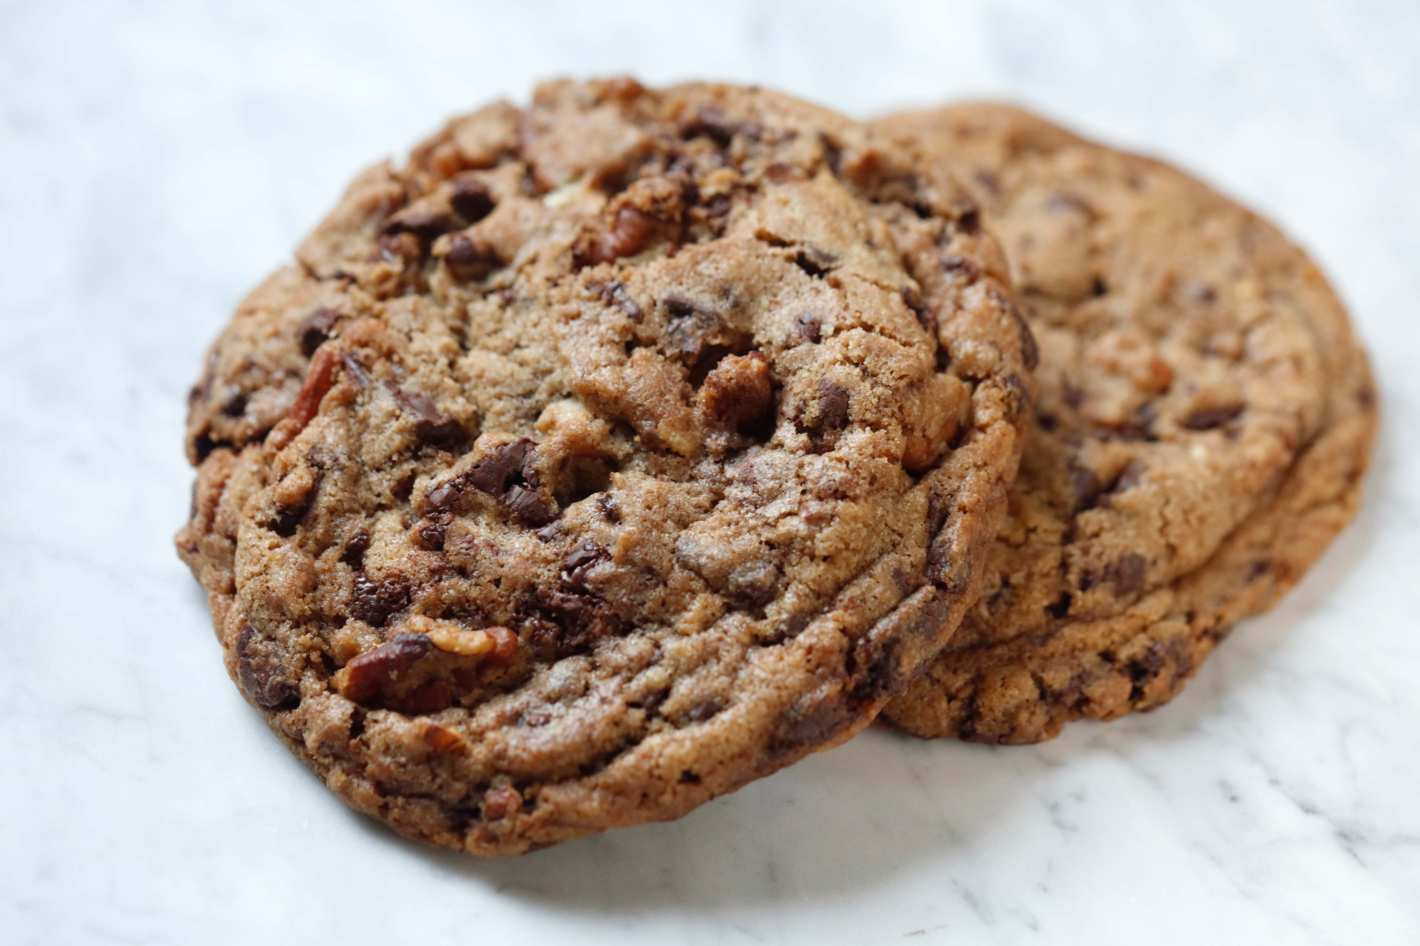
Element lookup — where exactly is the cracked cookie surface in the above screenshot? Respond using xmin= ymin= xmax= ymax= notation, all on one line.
xmin=175 ymin=79 xmax=1031 ymax=853
xmin=874 ymin=104 xmax=1376 ymax=743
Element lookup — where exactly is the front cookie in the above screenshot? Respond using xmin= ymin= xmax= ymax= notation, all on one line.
xmin=876 ymin=104 xmax=1376 ymax=743
xmin=176 ymin=80 xmax=1031 ymax=853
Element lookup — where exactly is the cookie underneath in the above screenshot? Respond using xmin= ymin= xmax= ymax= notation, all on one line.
xmin=875 ymin=104 xmax=1376 ymax=743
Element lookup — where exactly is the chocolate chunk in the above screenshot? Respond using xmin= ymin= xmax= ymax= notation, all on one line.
xmin=1180 ymin=403 xmax=1245 ymax=430
xmin=901 ymin=286 xmax=931 ymax=330
xmin=428 ymin=439 xmax=554 ymax=523
xmin=235 ymin=623 xmax=300 ymax=711
xmin=942 ymin=254 xmax=981 ymax=279
xmin=664 ymin=295 xmax=750 ymax=365
xmin=415 ymin=513 xmax=450 ymax=551
xmin=1008 ymin=302 xmax=1039 ymax=370
xmin=561 ymin=540 xmax=608 ymax=588
xmin=219 ymin=391 xmax=247 ymax=418
xmin=1046 ymin=592 xmax=1072 ymax=619
xmin=522 ymin=588 xmax=621 ymax=658
xmin=342 ymin=529 xmax=370 ymax=567
xmin=504 ymin=485 xmax=556 ymax=526
xmin=726 ymin=559 xmax=780 ymax=610
xmin=350 ymin=574 xmax=411 ymax=627
xmin=1112 ymin=459 xmax=1147 ymax=493
xmin=799 ymin=379 xmax=850 ymax=444
xmin=386 ymin=382 xmax=466 ymax=449
xmin=956 ymin=206 xmax=981 ymax=234
xmin=1103 ymin=553 xmax=1147 ymax=597
xmin=449 ymin=176 xmax=495 ymax=223
xmin=499 ymin=485 xmax=549 ymax=525
xmin=601 ymin=281 xmax=643 ymax=321
xmin=383 ymin=204 xmax=456 ymax=242
xmin=335 ymin=633 xmax=432 ymax=705
xmin=681 ymin=106 xmax=759 ymax=146
xmin=685 ymin=698 xmax=725 ymax=723
xmin=1069 ymin=463 xmax=1103 ymax=513
xmin=297 ymin=307 xmax=341 ymax=357
xmin=792 ymin=245 xmax=836 ymax=278
xmin=794 ymin=313 xmax=822 ymax=343
xmin=442 ymin=232 xmax=501 ymax=281
xmin=468 ymin=439 xmax=535 ymax=496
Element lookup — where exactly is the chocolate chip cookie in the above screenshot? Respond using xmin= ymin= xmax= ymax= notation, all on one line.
xmin=175 ymin=79 xmax=1032 ymax=853
xmin=874 ymin=104 xmax=1376 ymax=743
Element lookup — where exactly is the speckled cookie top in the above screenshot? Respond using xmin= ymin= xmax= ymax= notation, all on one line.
xmin=874 ymin=104 xmax=1374 ymax=742
xmin=176 ymin=80 xmax=1030 ymax=852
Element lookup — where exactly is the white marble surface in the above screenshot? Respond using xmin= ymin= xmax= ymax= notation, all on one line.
xmin=3 ymin=1 xmax=1418 ymax=943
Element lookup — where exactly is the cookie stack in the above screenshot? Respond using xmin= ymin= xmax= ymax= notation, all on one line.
xmin=176 ymin=79 xmax=1374 ymax=856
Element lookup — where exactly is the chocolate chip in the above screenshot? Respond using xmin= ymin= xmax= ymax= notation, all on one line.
xmin=681 ymin=106 xmax=759 ymax=146
xmin=297 ymin=307 xmax=341 ymax=357
xmin=685 ymin=698 xmax=725 ymax=723
xmin=449 ymin=176 xmax=495 ymax=222
xmin=442 ymin=232 xmax=501 ymax=281
xmin=595 ymin=493 xmax=620 ymax=523
xmin=383 ymin=204 xmax=456 ymax=242
xmin=504 ymin=485 xmax=556 ymax=526
xmin=726 ymin=559 xmax=780 ymax=610
xmin=794 ymin=313 xmax=822 ymax=343
xmin=601 ymin=281 xmax=643 ymax=321
xmin=1009 ymin=302 xmax=1039 ymax=371
xmin=1046 ymin=592 xmax=1072 ymax=619
xmin=901 ymin=286 xmax=931 ymax=330
xmin=956 ymin=206 xmax=981 ymax=234
xmin=342 ymin=529 xmax=370 ymax=567
xmin=1180 ymin=403 xmax=1245 ymax=430
xmin=209 ymin=390 xmax=242 ymax=421
xmin=1090 ymin=276 xmax=1109 ymax=297
xmin=349 ymin=574 xmax=411 ymax=627
xmin=335 ymin=633 xmax=432 ymax=705
xmin=819 ymin=133 xmax=844 ymax=176
xmin=1112 ymin=459 xmax=1147 ymax=493
xmin=800 ymin=379 xmax=850 ymax=443
xmin=791 ymin=245 xmax=836 ymax=278
xmin=424 ymin=478 xmax=465 ymax=512
xmin=1103 ymin=553 xmax=1147 ymax=597
xmin=414 ymin=514 xmax=449 ymax=551
xmin=235 ymin=623 xmax=300 ymax=711
xmin=1070 ymin=463 xmax=1103 ymax=513
xmin=561 ymin=540 xmax=608 ymax=588
xmin=386 ymin=382 xmax=466 ymax=449
xmin=467 ymin=439 xmax=535 ymax=496
xmin=522 ymin=587 xmax=621 ymax=658
xmin=941 ymin=254 xmax=981 ymax=279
